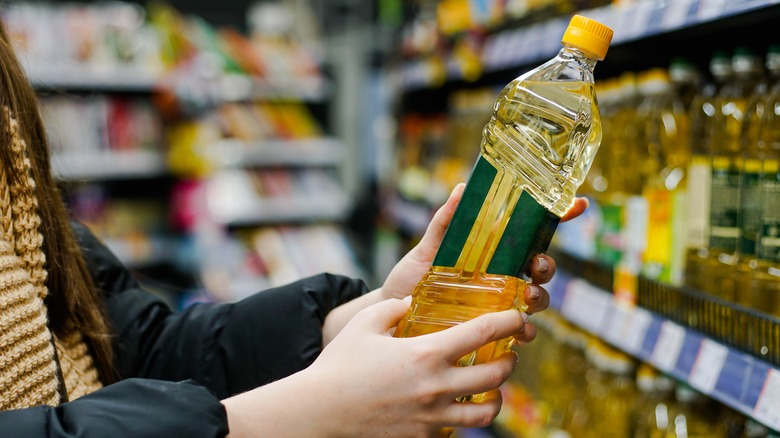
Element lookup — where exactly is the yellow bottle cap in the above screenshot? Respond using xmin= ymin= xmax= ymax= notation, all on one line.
xmin=561 ymin=15 xmax=614 ymax=61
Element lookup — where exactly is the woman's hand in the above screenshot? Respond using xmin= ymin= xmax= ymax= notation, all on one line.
xmin=381 ymin=184 xmax=588 ymax=341
xmin=224 ymin=298 xmax=528 ymax=437
xmin=323 ymin=185 xmax=587 ymax=346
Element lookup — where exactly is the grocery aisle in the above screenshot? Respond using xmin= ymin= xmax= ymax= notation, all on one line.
xmin=390 ymin=0 xmax=780 ymax=437
xmin=5 ymin=0 xmax=780 ymax=436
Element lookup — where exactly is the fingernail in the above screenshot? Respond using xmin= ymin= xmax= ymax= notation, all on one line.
xmin=537 ymin=257 xmax=549 ymax=273
xmin=528 ymin=285 xmax=540 ymax=300
xmin=403 ymin=295 xmax=412 ymax=303
xmin=520 ymin=312 xmax=529 ymax=324
xmin=513 ymin=351 xmax=520 ymax=364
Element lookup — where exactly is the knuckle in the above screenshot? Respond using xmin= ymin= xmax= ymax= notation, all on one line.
xmin=473 ymin=317 xmax=497 ymax=341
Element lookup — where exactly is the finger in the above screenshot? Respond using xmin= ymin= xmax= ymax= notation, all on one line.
xmin=433 ymin=310 xmax=526 ymax=363
xmin=527 ymin=254 xmax=556 ymax=284
xmin=522 ymin=284 xmax=550 ymax=314
xmin=445 ymin=353 xmax=516 ymax=400
xmin=413 ymin=183 xmax=465 ymax=261
xmin=440 ymin=388 xmax=504 ymax=429
xmin=351 ymin=297 xmax=411 ymax=334
xmin=561 ymin=197 xmax=589 ymax=222
xmin=513 ymin=322 xmax=538 ymax=344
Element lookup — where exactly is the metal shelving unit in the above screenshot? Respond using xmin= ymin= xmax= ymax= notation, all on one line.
xmin=549 ymin=251 xmax=780 ymax=431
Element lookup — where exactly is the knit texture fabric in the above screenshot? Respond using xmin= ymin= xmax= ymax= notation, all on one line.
xmin=0 ymin=109 xmax=102 ymax=409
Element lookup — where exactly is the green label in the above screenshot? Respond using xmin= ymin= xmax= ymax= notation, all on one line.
xmin=760 ymin=171 xmax=780 ymax=262
xmin=433 ymin=156 xmax=496 ymax=268
xmin=432 ymin=156 xmax=560 ymax=278
xmin=487 ymin=191 xmax=560 ymax=277
xmin=709 ymin=160 xmax=740 ymax=251
xmin=739 ymin=170 xmax=761 ymax=256
xmin=596 ymin=203 xmax=623 ymax=266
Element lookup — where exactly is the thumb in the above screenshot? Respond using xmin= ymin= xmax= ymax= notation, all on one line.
xmin=413 ymin=183 xmax=465 ymax=261
xmin=350 ymin=297 xmax=412 ymax=335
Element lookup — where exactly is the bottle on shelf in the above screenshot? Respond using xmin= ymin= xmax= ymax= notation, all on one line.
xmin=629 ymin=364 xmax=676 ymax=438
xmin=733 ymin=45 xmax=780 ymax=316
xmin=666 ymin=384 xmax=729 ymax=437
xmin=640 ymin=68 xmax=691 ymax=285
xmin=685 ymin=51 xmax=733 ymax=292
xmin=750 ymin=46 xmax=780 ymax=317
xmin=393 ymin=14 xmax=613 ymax=402
xmin=705 ymin=48 xmax=764 ymax=301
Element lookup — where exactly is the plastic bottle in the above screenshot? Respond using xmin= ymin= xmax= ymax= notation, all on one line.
xmin=751 ymin=46 xmax=780 ymax=316
xmin=394 ymin=14 xmax=613 ymax=397
xmin=704 ymin=48 xmax=765 ymax=301
xmin=732 ymin=45 xmax=780 ymax=316
xmin=640 ymin=68 xmax=691 ymax=285
xmin=685 ymin=52 xmax=732 ymax=292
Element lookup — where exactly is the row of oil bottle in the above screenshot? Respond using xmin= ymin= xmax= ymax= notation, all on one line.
xmin=494 ymin=312 xmax=778 ymax=437
xmin=555 ymin=45 xmax=780 ymax=317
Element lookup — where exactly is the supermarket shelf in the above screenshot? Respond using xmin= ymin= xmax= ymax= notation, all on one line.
xmin=52 ymin=150 xmax=168 ymax=181
xmin=212 ymin=138 xmax=345 ymax=168
xmin=205 ymin=170 xmax=351 ymax=226
xmin=103 ymin=236 xmax=179 ymax=269
xmin=401 ymin=0 xmax=780 ymax=90
xmin=22 ymin=60 xmax=329 ymax=103
xmin=24 ymin=60 xmax=160 ymax=92
xmin=213 ymin=74 xmax=330 ymax=103
xmin=548 ymin=257 xmax=780 ymax=432
xmin=209 ymin=196 xmax=351 ymax=226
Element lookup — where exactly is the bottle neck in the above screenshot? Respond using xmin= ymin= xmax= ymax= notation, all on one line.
xmin=560 ymin=44 xmax=599 ymax=71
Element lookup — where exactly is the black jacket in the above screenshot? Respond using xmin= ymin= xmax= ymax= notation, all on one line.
xmin=0 ymin=223 xmax=369 ymax=437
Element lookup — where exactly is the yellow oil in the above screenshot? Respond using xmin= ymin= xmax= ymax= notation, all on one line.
xmin=639 ymin=69 xmax=691 ymax=285
xmin=751 ymin=80 xmax=780 ymax=316
xmin=395 ymin=78 xmax=601 ymax=400
xmin=703 ymin=49 xmax=763 ymax=300
xmin=685 ymin=53 xmax=731 ymax=291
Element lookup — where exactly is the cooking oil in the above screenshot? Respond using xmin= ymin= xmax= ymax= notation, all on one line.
xmin=685 ymin=52 xmax=732 ymax=291
xmin=639 ymin=68 xmax=691 ymax=285
xmin=704 ymin=48 xmax=764 ymax=300
xmin=394 ymin=15 xmax=613 ymax=404
xmin=732 ymin=46 xmax=780 ymax=316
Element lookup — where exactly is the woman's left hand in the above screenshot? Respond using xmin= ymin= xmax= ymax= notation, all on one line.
xmin=381 ymin=183 xmax=589 ymax=343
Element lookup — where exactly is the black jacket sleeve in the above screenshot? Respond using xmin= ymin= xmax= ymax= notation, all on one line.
xmin=0 ymin=379 xmax=228 ymax=438
xmin=72 ymin=222 xmax=369 ymax=398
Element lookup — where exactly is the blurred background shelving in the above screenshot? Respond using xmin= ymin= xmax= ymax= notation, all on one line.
xmin=6 ymin=0 xmax=780 ymax=436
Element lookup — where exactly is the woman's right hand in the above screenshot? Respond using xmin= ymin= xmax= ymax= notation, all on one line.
xmin=222 ymin=298 xmax=526 ymax=437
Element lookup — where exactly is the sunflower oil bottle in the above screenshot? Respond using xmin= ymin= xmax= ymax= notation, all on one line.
xmin=640 ymin=68 xmax=691 ymax=285
xmin=685 ymin=52 xmax=733 ymax=291
xmin=596 ymin=74 xmax=642 ymax=269
xmin=629 ymin=365 xmax=676 ymax=438
xmin=666 ymin=385 xmax=725 ymax=437
xmin=394 ymin=16 xmax=613 ymax=393
xmin=704 ymin=48 xmax=764 ymax=300
xmin=737 ymin=45 xmax=780 ymax=316
xmin=581 ymin=339 xmax=636 ymax=438
xmin=750 ymin=47 xmax=780 ymax=316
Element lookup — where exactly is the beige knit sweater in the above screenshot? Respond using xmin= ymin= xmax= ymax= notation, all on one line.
xmin=0 ymin=110 xmax=102 ymax=410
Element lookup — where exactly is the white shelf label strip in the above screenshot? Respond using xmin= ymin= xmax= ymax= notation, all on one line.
xmin=651 ymin=320 xmax=686 ymax=373
xmin=560 ymin=280 xmax=611 ymax=334
xmin=689 ymin=338 xmax=730 ymax=395
xmin=753 ymin=368 xmax=780 ymax=431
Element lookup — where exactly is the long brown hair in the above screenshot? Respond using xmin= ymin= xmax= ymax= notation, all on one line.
xmin=0 ymin=22 xmax=117 ymax=384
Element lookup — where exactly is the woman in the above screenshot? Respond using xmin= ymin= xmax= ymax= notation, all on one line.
xmin=0 ymin=20 xmax=585 ymax=437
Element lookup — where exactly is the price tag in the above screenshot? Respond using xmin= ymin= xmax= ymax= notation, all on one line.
xmin=560 ymin=280 xmax=610 ymax=335
xmin=753 ymin=369 xmax=780 ymax=431
xmin=623 ymin=307 xmax=653 ymax=355
xmin=661 ymin=0 xmax=693 ymax=29
xmin=689 ymin=339 xmax=729 ymax=394
xmin=651 ymin=321 xmax=686 ymax=372
xmin=696 ymin=0 xmax=726 ymax=21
